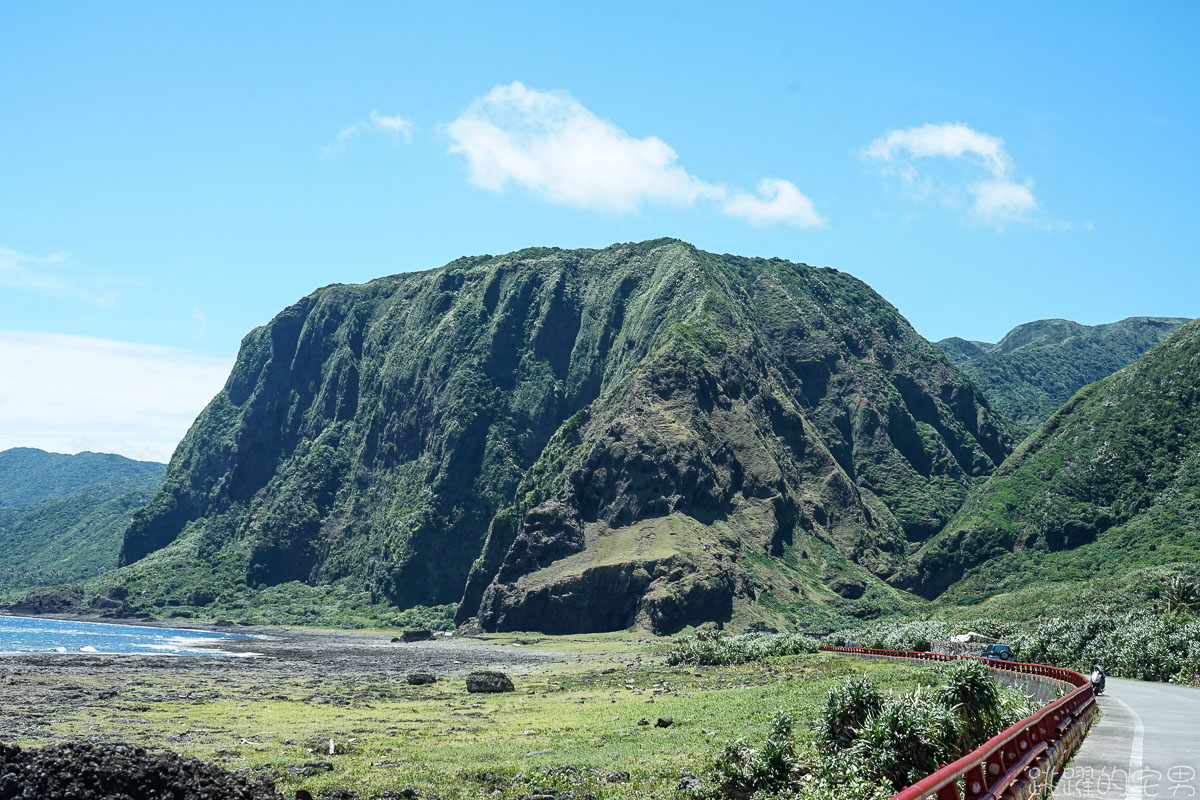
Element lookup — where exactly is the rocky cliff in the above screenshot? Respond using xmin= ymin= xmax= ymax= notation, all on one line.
xmin=119 ymin=240 xmax=1014 ymax=632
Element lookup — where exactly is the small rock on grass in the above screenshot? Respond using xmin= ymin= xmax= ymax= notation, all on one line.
xmin=406 ymin=672 xmax=437 ymax=685
xmin=655 ymin=716 xmax=674 ymax=728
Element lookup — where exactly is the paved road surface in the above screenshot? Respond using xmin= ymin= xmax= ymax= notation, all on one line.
xmin=1053 ymin=677 xmax=1200 ymax=799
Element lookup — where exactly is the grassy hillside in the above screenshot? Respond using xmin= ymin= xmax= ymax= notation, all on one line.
xmin=0 ymin=449 xmax=165 ymax=594
xmin=898 ymin=318 xmax=1200 ymax=606
xmin=0 ymin=447 xmax=163 ymax=508
xmin=112 ymin=239 xmax=1013 ymax=633
xmin=937 ymin=316 xmax=1188 ymax=431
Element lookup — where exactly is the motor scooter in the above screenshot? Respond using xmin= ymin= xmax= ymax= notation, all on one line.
xmin=1090 ymin=664 xmax=1106 ymax=695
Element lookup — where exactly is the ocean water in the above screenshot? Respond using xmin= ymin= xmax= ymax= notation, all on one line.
xmin=0 ymin=615 xmax=260 ymax=657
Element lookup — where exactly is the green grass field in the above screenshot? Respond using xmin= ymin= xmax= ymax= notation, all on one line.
xmin=14 ymin=636 xmax=934 ymax=799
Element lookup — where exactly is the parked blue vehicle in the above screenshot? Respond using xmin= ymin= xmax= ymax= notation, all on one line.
xmin=979 ymin=643 xmax=1015 ymax=661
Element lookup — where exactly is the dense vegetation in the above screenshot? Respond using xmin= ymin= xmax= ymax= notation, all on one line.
xmin=693 ymin=659 xmax=1034 ymax=800
xmin=0 ymin=448 xmax=162 ymax=509
xmin=114 ymin=239 xmax=1012 ymax=633
xmin=901 ymin=319 xmax=1200 ymax=604
xmin=830 ymin=599 xmax=1200 ymax=684
xmin=665 ymin=630 xmax=818 ymax=666
xmin=937 ymin=316 xmax=1187 ymax=431
xmin=0 ymin=449 xmax=164 ymax=593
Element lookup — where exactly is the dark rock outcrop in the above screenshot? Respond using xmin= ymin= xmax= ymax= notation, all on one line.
xmin=465 ymin=670 xmax=514 ymax=693
xmin=9 ymin=587 xmax=82 ymax=615
xmin=406 ymin=672 xmax=437 ymax=685
xmin=0 ymin=741 xmax=285 ymax=799
xmin=828 ymin=578 xmax=867 ymax=599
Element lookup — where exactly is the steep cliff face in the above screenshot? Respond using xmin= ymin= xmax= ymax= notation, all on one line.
xmin=900 ymin=318 xmax=1200 ymax=603
xmin=120 ymin=240 xmax=1013 ymax=632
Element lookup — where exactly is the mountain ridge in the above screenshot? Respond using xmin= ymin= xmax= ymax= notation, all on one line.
xmin=114 ymin=239 xmax=1014 ymax=632
xmin=0 ymin=448 xmax=163 ymax=509
xmin=935 ymin=316 xmax=1189 ymax=430
xmin=0 ymin=449 xmax=165 ymax=592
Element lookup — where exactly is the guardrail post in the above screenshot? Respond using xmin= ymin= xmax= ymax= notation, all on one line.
xmin=1031 ymin=716 xmax=1046 ymax=745
xmin=936 ymin=784 xmax=960 ymax=800
xmin=989 ymin=750 xmax=1006 ymax=786
xmin=1015 ymin=726 xmax=1033 ymax=761
xmin=964 ymin=763 xmax=989 ymax=800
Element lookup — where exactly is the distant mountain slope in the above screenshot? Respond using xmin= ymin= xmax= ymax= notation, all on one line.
xmin=0 ymin=473 xmax=163 ymax=588
xmin=936 ymin=316 xmax=1189 ymax=430
xmin=898 ymin=318 xmax=1200 ymax=603
xmin=0 ymin=448 xmax=163 ymax=509
xmin=0 ymin=449 xmax=165 ymax=590
xmin=114 ymin=239 xmax=1014 ymax=633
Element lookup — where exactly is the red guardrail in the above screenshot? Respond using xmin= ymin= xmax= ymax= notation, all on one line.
xmin=819 ymin=646 xmax=1097 ymax=800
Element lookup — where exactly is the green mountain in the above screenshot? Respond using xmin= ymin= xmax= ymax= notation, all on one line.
xmin=898 ymin=318 xmax=1200 ymax=606
xmin=116 ymin=239 xmax=1014 ymax=633
xmin=0 ymin=449 xmax=165 ymax=591
xmin=936 ymin=316 xmax=1189 ymax=431
xmin=0 ymin=448 xmax=163 ymax=509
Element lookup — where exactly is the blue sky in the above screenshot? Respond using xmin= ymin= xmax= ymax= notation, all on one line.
xmin=2 ymin=2 xmax=1198 ymax=459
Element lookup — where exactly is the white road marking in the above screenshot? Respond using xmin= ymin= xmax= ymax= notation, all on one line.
xmin=1111 ymin=694 xmax=1145 ymax=800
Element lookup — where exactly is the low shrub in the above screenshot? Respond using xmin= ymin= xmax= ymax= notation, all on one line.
xmin=818 ymin=677 xmax=883 ymax=752
xmin=846 ymin=688 xmax=963 ymax=788
xmin=691 ymin=659 xmax=1037 ymax=799
xmin=934 ymin=659 xmax=1001 ymax=752
xmin=666 ymin=630 xmax=818 ymax=666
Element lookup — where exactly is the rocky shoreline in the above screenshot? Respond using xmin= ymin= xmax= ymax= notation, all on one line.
xmin=0 ymin=614 xmax=560 ymax=685
xmin=0 ymin=617 xmax=568 ymax=798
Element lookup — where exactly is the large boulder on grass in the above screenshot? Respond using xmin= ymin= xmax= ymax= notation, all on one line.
xmin=465 ymin=670 xmax=514 ymax=693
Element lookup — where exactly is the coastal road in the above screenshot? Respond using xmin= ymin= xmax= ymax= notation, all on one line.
xmin=1052 ymin=677 xmax=1200 ymax=799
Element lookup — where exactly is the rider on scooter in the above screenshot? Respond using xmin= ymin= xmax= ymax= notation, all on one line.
xmin=1091 ymin=663 xmax=1106 ymax=695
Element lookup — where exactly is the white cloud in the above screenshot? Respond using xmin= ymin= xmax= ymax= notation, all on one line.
xmin=0 ymin=246 xmax=127 ymax=305
xmin=864 ymin=122 xmax=1039 ymax=225
xmin=368 ymin=111 xmax=415 ymax=139
xmin=865 ymin=122 xmax=1011 ymax=177
xmin=0 ymin=331 xmax=233 ymax=463
xmin=721 ymin=178 xmax=826 ymax=228
xmin=970 ymin=177 xmax=1037 ymax=222
xmin=446 ymin=82 xmax=825 ymax=227
xmin=1 ymin=246 xmax=74 ymax=294
xmin=324 ymin=110 xmax=415 ymax=154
